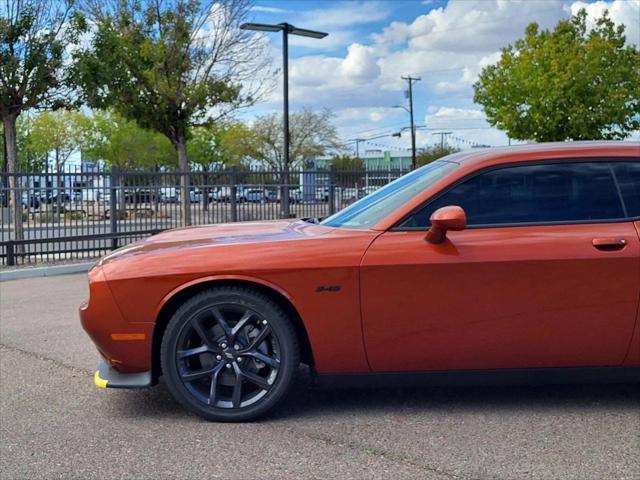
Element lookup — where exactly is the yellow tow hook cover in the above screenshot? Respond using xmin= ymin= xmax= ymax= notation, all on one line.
xmin=94 ymin=370 xmax=108 ymax=389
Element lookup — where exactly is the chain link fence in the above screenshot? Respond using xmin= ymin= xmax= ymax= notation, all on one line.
xmin=0 ymin=166 xmax=409 ymax=266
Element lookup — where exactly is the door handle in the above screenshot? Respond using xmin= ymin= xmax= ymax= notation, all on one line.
xmin=592 ymin=238 xmax=627 ymax=251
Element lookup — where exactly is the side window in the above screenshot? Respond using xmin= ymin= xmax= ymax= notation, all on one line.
xmin=612 ymin=161 xmax=640 ymax=218
xmin=398 ymin=162 xmax=625 ymax=228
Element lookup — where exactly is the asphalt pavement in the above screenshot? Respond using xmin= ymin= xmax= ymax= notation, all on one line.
xmin=1 ymin=273 xmax=639 ymax=480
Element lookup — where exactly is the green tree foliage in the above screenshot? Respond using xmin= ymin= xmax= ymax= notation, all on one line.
xmin=4 ymin=116 xmax=46 ymax=172
xmin=416 ymin=145 xmax=459 ymax=167
xmin=330 ymin=154 xmax=365 ymax=171
xmin=73 ymin=0 xmax=267 ymax=224
xmin=188 ymin=122 xmax=257 ymax=170
xmin=252 ymin=109 xmax=342 ymax=169
xmin=83 ymin=111 xmax=176 ymax=170
xmin=473 ymin=9 xmax=640 ymax=141
xmin=26 ymin=110 xmax=87 ymax=175
xmin=0 ymin=0 xmax=85 ymax=241
xmin=330 ymin=154 xmax=365 ymax=188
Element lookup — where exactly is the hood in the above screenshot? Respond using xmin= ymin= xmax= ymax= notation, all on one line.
xmin=99 ymin=219 xmax=334 ymax=264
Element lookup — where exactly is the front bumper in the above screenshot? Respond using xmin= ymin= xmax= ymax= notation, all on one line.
xmin=94 ymin=360 xmax=153 ymax=389
xmin=80 ymin=266 xmax=154 ymax=374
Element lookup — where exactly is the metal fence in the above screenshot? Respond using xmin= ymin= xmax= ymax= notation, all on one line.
xmin=0 ymin=166 xmax=409 ymax=266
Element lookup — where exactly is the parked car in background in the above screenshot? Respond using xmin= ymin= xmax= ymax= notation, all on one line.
xmin=39 ymin=189 xmax=71 ymax=204
xmin=188 ymin=189 xmax=202 ymax=204
xmin=211 ymin=186 xmax=234 ymax=203
xmin=160 ymin=187 xmax=199 ymax=203
xmin=362 ymin=186 xmax=379 ymax=196
xmin=342 ymin=187 xmax=360 ymax=204
xmin=83 ymin=142 xmax=640 ymax=422
xmin=21 ymin=193 xmax=40 ymax=209
xmin=289 ymin=188 xmax=303 ymax=204
xmin=244 ymin=188 xmax=274 ymax=203
xmin=316 ymin=187 xmax=329 ymax=202
xmin=160 ymin=187 xmax=179 ymax=203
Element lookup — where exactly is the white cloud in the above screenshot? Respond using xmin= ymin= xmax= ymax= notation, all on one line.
xmin=340 ymin=44 xmax=380 ymax=79
xmin=251 ymin=6 xmax=291 ymax=14
xmin=297 ymin=1 xmax=393 ymax=30
xmin=273 ymin=1 xmax=394 ymax=51
xmin=288 ymin=31 xmax=354 ymax=50
xmin=252 ymin=0 xmax=640 ymax=148
xmin=426 ymin=107 xmax=485 ymax=126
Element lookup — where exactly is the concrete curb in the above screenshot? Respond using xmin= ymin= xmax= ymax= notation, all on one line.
xmin=0 ymin=262 xmax=93 ymax=282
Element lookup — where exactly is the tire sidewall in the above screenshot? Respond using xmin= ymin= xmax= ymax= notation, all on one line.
xmin=161 ymin=288 xmax=299 ymax=422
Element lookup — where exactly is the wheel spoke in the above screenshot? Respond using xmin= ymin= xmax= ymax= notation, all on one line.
xmin=190 ymin=312 xmax=217 ymax=348
xmin=241 ymin=369 xmax=271 ymax=390
xmin=208 ymin=364 xmax=224 ymax=405
xmin=231 ymin=310 xmax=253 ymax=340
xmin=211 ymin=307 xmax=232 ymax=339
xmin=245 ymin=325 xmax=272 ymax=351
xmin=231 ymin=367 xmax=243 ymax=408
xmin=244 ymin=350 xmax=280 ymax=368
xmin=178 ymin=344 xmax=211 ymax=359
xmin=181 ymin=366 xmax=217 ymax=382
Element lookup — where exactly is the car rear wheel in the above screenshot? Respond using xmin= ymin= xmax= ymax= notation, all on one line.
xmin=160 ymin=287 xmax=299 ymax=422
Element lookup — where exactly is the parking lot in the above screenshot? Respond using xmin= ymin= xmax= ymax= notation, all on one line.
xmin=1 ymin=273 xmax=639 ymax=480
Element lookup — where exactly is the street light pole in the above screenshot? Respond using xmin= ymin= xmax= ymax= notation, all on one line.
xmin=240 ymin=22 xmax=327 ymax=218
xmin=281 ymin=27 xmax=290 ymax=218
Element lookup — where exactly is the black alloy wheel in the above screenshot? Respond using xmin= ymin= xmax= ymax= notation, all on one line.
xmin=161 ymin=287 xmax=299 ymax=422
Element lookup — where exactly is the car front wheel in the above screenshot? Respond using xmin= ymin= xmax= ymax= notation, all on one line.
xmin=160 ymin=287 xmax=299 ymax=422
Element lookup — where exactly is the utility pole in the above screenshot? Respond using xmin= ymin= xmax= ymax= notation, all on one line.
xmin=401 ymin=75 xmax=421 ymax=170
xmin=354 ymin=138 xmax=364 ymax=159
xmin=433 ymin=131 xmax=452 ymax=149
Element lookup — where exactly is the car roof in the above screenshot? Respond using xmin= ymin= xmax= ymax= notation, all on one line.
xmin=442 ymin=141 xmax=640 ymax=170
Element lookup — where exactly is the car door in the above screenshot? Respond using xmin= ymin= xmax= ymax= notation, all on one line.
xmin=361 ymin=160 xmax=640 ymax=372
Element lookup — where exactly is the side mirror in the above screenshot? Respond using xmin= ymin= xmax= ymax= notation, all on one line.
xmin=425 ymin=206 xmax=467 ymax=244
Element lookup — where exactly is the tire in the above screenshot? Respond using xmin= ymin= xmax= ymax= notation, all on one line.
xmin=161 ymin=287 xmax=299 ymax=422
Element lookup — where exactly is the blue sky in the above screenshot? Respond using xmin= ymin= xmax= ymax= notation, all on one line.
xmin=238 ymin=0 xmax=640 ymax=153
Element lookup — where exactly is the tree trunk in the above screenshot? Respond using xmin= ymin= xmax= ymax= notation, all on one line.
xmin=176 ymin=138 xmax=191 ymax=226
xmin=3 ymin=114 xmax=24 ymax=251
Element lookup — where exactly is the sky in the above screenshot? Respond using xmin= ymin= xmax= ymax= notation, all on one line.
xmin=239 ymin=0 xmax=640 ymax=154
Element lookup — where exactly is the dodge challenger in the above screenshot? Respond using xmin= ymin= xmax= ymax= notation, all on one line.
xmin=81 ymin=142 xmax=640 ymax=421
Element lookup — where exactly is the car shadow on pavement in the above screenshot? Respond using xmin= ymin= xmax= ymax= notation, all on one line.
xmin=104 ymin=367 xmax=639 ymax=422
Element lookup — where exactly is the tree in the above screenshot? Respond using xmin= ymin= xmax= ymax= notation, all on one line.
xmin=416 ymin=145 xmax=459 ymax=167
xmin=330 ymin=154 xmax=365 ymax=188
xmin=252 ymin=109 xmax=342 ymax=169
xmin=27 ymin=110 xmax=86 ymax=176
xmin=73 ymin=0 xmax=269 ymax=224
xmin=188 ymin=122 xmax=257 ymax=170
xmin=473 ymin=9 xmax=640 ymax=142
xmin=0 ymin=0 xmax=85 ymax=242
xmin=83 ymin=111 xmax=176 ymax=169
xmin=11 ymin=115 xmax=46 ymax=172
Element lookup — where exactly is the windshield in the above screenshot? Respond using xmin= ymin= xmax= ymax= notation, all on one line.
xmin=320 ymin=161 xmax=458 ymax=229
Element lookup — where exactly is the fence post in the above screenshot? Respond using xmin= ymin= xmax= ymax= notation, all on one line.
xmin=230 ymin=167 xmax=238 ymax=223
xmin=110 ymin=165 xmax=119 ymax=250
xmin=6 ymin=240 xmax=15 ymax=266
xmin=328 ymin=165 xmax=336 ymax=216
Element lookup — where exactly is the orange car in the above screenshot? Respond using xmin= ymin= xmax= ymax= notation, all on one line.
xmin=80 ymin=142 xmax=640 ymax=421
